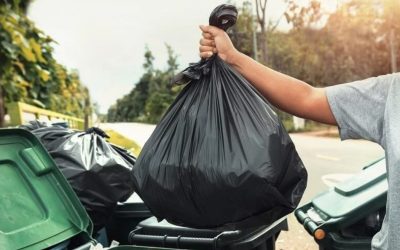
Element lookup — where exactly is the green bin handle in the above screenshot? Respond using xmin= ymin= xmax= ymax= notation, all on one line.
xmin=295 ymin=207 xmax=319 ymax=236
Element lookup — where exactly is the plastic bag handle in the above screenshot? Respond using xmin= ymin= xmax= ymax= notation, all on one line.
xmin=209 ymin=4 xmax=238 ymax=31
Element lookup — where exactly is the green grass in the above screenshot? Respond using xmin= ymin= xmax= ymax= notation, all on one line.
xmin=105 ymin=129 xmax=142 ymax=157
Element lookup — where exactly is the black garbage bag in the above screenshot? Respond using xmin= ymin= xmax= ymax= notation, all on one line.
xmin=132 ymin=4 xmax=307 ymax=230
xmin=21 ymin=122 xmax=136 ymax=231
xmin=19 ymin=120 xmax=72 ymax=145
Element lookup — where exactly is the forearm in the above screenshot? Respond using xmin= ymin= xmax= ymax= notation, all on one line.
xmin=230 ymin=52 xmax=336 ymax=125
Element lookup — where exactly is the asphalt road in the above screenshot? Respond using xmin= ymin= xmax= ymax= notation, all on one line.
xmin=102 ymin=122 xmax=385 ymax=249
xmin=290 ymin=133 xmax=384 ymax=204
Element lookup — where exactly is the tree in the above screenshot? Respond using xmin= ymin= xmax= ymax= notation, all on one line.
xmin=382 ymin=0 xmax=400 ymax=72
xmin=166 ymin=44 xmax=178 ymax=74
xmin=267 ymin=0 xmax=399 ymax=130
xmin=255 ymin=0 xmax=268 ymax=64
xmin=322 ymin=0 xmax=395 ymax=80
xmin=230 ymin=1 xmax=255 ymax=57
xmin=144 ymin=44 xmax=179 ymax=123
xmin=108 ymin=44 xmax=180 ymax=124
xmin=0 ymin=86 xmax=4 ymax=127
xmin=284 ymin=0 xmax=322 ymax=30
xmin=83 ymin=87 xmax=91 ymax=129
xmin=0 ymin=0 xmax=32 ymax=13
xmin=125 ymin=46 xmax=154 ymax=121
xmin=279 ymin=0 xmax=396 ymax=84
xmin=0 ymin=1 xmax=91 ymax=127
xmin=108 ymin=1 xmax=398 ymax=127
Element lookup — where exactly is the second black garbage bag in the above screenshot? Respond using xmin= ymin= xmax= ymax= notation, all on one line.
xmin=133 ymin=4 xmax=307 ymax=229
xmin=21 ymin=122 xmax=136 ymax=232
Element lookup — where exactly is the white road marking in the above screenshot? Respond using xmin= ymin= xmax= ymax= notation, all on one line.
xmin=316 ymin=154 xmax=340 ymax=161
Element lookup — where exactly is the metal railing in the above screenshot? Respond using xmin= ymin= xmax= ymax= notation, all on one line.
xmin=6 ymin=102 xmax=85 ymax=129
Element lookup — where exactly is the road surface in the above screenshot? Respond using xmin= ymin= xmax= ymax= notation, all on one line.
xmin=102 ymin=122 xmax=384 ymax=249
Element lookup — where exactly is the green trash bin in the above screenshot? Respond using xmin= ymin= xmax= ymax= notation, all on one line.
xmin=0 ymin=128 xmax=171 ymax=250
xmin=295 ymin=159 xmax=387 ymax=250
xmin=0 ymin=129 xmax=94 ymax=250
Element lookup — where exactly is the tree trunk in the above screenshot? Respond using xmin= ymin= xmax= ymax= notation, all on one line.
xmin=255 ymin=0 xmax=268 ymax=65
xmin=84 ymin=88 xmax=91 ymax=130
xmin=260 ymin=26 xmax=268 ymax=64
xmin=390 ymin=29 xmax=398 ymax=73
xmin=0 ymin=86 xmax=5 ymax=128
xmin=252 ymin=18 xmax=259 ymax=61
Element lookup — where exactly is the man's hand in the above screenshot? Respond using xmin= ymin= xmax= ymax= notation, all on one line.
xmin=199 ymin=25 xmax=239 ymax=64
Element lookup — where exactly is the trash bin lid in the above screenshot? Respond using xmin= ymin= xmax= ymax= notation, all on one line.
xmin=312 ymin=159 xmax=387 ymax=218
xmin=0 ymin=129 xmax=92 ymax=250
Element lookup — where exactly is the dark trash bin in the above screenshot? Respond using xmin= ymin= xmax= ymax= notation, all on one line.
xmin=128 ymin=216 xmax=288 ymax=250
xmin=295 ymin=159 xmax=387 ymax=250
xmin=106 ymin=194 xmax=153 ymax=244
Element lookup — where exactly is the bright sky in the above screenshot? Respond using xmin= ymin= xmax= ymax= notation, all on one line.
xmin=28 ymin=0 xmax=338 ymax=113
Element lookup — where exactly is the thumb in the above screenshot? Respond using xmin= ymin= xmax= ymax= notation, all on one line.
xmin=199 ymin=25 xmax=223 ymax=36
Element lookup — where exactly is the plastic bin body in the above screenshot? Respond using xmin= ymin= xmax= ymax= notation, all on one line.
xmin=128 ymin=216 xmax=288 ymax=250
xmin=106 ymin=194 xmax=153 ymax=244
xmin=295 ymin=159 xmax=387 ymax=250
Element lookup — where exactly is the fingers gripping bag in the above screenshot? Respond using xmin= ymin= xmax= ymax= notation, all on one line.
xmin=132 ymin=4 xmax=307 ymax=229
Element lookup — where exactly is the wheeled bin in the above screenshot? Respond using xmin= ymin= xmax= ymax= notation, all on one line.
xmin=295 ymin=159 xmax=387 ymax=250
xmin=0 ymin=128 xmax=168 ymax=250
xmin=106 ymin=194 xmax=153 ymax=244
xmin=128 ymin=216 xmax=288 ymax=250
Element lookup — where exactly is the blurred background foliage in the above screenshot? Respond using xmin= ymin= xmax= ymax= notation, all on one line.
xmin=108 ymin=0 xmax=399 ymax=126
xmin=0 ymin=0 xmax=91 ymax=127
xmin=1 ymin=0 xmax=398 ymax=128
xmin=107 ymin=45 xmax=182 ymax=123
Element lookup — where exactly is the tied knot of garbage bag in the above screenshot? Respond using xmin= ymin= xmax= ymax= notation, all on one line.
xmin=171 ymin=57 xmax=214 ymax=85
xmin=81 ymin=127 xmax=110 ymax=139
xmin=171 ymin=4 xmax=238 ymax=85
xmin=209 ymin=4 xmax=238 ymax=31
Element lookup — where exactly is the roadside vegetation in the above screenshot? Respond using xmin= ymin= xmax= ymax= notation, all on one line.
xmin=0 ymin=0 xmax=91 ymax=127
xmin=107 ymin=0 xmax=399 ymax=131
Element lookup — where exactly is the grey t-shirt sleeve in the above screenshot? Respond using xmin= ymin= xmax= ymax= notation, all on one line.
xmin=326 ymin=74 xmax=396 ymax=145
